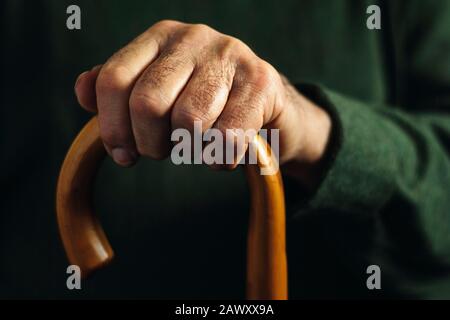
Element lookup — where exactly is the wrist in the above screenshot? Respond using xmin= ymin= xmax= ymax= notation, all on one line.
xmin=280 ymin=81 xmax=332 ymax=189
xmin=296 ymin=93 xmax=332 ymax=165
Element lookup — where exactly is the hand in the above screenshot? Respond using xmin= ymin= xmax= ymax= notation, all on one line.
xmin=75 ymin=20 xmax=331 ymax=187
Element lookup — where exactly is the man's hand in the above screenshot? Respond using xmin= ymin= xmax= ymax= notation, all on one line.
xmin=75 ymin=20 xmax=331 ymax=187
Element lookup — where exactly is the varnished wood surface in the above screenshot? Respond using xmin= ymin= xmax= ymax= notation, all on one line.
xmin=56 ymin=116 xmax=287 ymax=299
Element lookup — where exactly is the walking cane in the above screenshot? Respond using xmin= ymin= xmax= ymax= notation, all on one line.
xmin=56 ymin=116 xmax=287 ymax=299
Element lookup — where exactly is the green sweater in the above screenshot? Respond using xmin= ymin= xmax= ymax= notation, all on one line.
xmin=1 ymin=0 xmax=449 ymax=299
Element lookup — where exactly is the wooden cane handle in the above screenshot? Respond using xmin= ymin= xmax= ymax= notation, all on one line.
xmin=56 ymin=116 xmax=287 ymax=299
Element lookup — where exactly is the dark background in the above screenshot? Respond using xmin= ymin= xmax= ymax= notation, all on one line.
xmin=1 ymin=0 xmax=449 ymax=299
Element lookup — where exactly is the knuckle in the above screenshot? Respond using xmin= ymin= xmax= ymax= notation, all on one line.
xmin=96 ymin=65 xmax=132 ymax=93
xmin=216 ymin=36 xmax=240 ymax=58
xmin=246 ymin=61 xmax=275 ymax=92
xmin=215 ymin=36 xmax=251 ymax=64
xmin=190 ymin=23 xmax=212 ymax=35
xmin=153 ymin=19 xmax=180 ymax=30
xmin=129 ymin=92 xmax=168 ymax=119
xmin=175 ymin=24 xmax=213 ymax=47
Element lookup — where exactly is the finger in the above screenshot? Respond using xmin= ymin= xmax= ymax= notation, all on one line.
xmin=213 ymin=65 xmax=274 ymax=169
xmin=95 ymin=20 xmax=178 ymax=166
xmin=75 ymin=65 xmax=102 ymax=112
xmin=129 ymin=45 xmax=195 ymax=159
xmin=171 ymin=62 xmax=234 ymax=165
xmin=171 ymin=61 xmax=234 ymax=132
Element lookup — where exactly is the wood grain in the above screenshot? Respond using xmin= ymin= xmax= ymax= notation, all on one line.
xmin=56 ymin=116 xmax=287 ymax=299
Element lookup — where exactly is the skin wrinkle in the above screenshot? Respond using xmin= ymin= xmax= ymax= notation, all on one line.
xmin=111 ymin=45 xmax=142 ymax=66
xmin=171 ymin=46 xmax=236 ymax=131
xmin=187 ymin=67 xmax=233 ymax=119
xmin=134 ymin=47 xmax=195 ymax=108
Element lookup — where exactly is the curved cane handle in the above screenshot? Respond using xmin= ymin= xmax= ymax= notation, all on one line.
xmin=56 ymin=116 xmax=287 ymax=299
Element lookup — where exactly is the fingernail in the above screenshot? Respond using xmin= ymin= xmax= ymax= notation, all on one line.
xmin=75 ymin=71 xmax=89 ymax=90
xmin=111 ymin=148 xmax=136 ymax=167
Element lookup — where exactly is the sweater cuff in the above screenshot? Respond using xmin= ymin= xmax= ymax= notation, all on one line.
xmin=291 ymin=83 xmax=397 ymax=214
